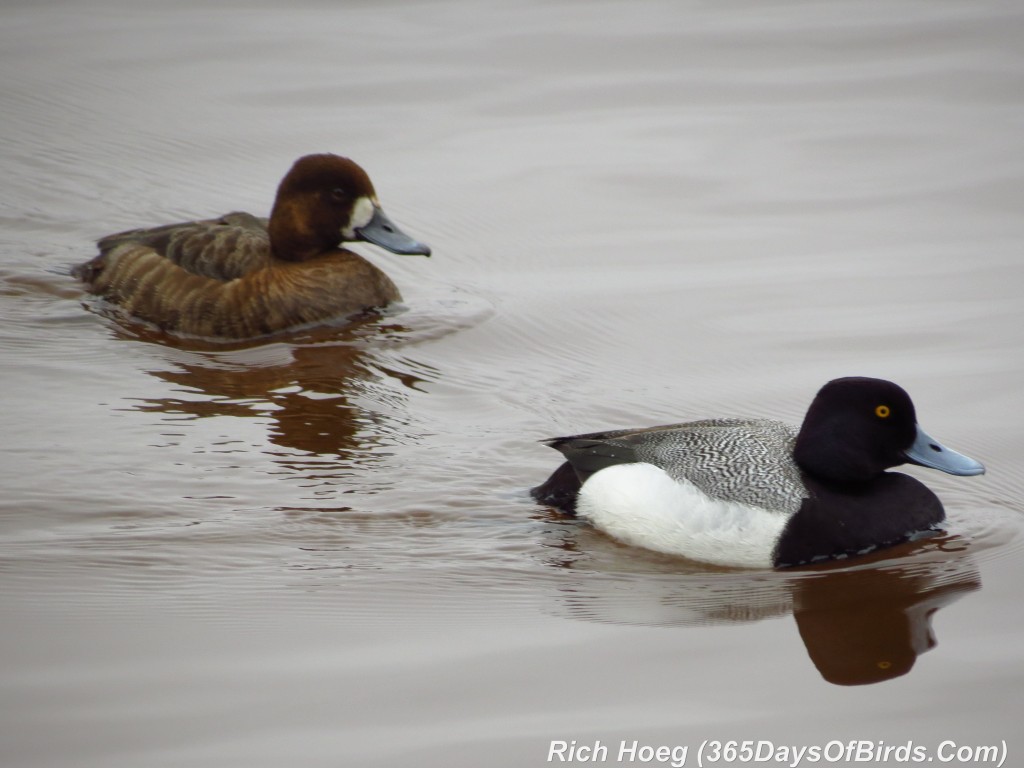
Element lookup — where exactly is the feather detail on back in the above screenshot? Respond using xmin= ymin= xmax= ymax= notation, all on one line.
xmin=552 ymin=419 xmax=806 ymax=515
xmin=94 ymin=212 xmax=272 ymax=282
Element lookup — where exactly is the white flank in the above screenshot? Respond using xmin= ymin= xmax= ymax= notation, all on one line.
xmin=342 ymin=196 xmax=377 ymax=239
xmin=576 ymin=463 xmax=790 ymax=568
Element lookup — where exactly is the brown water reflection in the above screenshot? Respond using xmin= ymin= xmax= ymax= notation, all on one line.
xmin=543 ymin=526 xmax=980 ymax=687
xmin=108 ymin=319 xmax=436 ymax=458
xmin=792 ymin=551 xmax=979 ymax=686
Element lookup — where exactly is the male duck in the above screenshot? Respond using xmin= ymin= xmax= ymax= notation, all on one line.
xmin=74 ymin=153 xmax=430 ymax=339
xmin=532 ymin=377 xmax=985 ymax=568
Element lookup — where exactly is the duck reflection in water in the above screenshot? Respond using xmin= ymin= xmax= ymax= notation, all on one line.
xmin=791 ymin=553 xmax=978 ymax=686
xmin=538 ymin=526 xmax=980 ymax=686
xmin=115 ymin=318 xmax=436 ymax=460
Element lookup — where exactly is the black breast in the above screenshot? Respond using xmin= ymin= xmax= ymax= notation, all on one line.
xmin=773 ymin=472 xmax=945 ymax=567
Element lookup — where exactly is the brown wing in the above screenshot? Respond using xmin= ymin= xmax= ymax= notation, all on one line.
xmin=89 ymin=211 xmax=272 ymax=282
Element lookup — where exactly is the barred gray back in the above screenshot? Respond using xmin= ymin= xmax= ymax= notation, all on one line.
xmin=631 ymin=419 xmax=806 ymax=514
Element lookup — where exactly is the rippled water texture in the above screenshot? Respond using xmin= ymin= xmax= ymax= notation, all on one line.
xmin=2 ymin=1 xmax=1023 ymax=766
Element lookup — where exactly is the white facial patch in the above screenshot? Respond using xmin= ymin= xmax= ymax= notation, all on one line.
xmin=576 ymin=462 xmax=790 ymax=569
xmin=342 ymin=196 xmax=377 ymax=239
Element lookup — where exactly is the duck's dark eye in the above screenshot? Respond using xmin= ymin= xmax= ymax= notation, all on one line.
xmin=875 ymin=404 xmax=891 ymax=419
xmin=331 ymin=188 xmax=347 ymax=201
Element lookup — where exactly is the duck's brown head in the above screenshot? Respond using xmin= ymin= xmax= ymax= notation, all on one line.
xmin=268 ymin=154 xmax=431 ymax=261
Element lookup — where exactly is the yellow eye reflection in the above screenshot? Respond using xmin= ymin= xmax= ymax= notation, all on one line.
xmin=875 ymin=405 xmax=891 ymax=419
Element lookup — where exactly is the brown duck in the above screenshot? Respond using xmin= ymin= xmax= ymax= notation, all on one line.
xmin=74 ymin=153 xmax=431 ymax=339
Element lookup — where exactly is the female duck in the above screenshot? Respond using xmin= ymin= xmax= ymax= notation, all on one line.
xmin=532 ymin=377 xmax=985 ymax=568
xmin=74 ymin=154 xmax=431 ymax=339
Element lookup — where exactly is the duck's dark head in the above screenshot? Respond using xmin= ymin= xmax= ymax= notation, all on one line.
xmin=268 ymin=154 xmax=431 ymax=261
xmin=793 ymin=377 xmax=984 ymax=484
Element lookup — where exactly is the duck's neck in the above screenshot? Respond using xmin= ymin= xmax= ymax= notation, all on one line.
xmin=794 ymin=437 xmax=877 ymax=485
xmin=793 ymin=416 xmax=900 ymax=485
xmin=268 ymin=200 xmax=338 ymax=262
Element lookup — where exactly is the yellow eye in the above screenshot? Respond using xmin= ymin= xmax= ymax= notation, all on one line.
xmin=875 ymin=405 xmax=891 ymax=419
